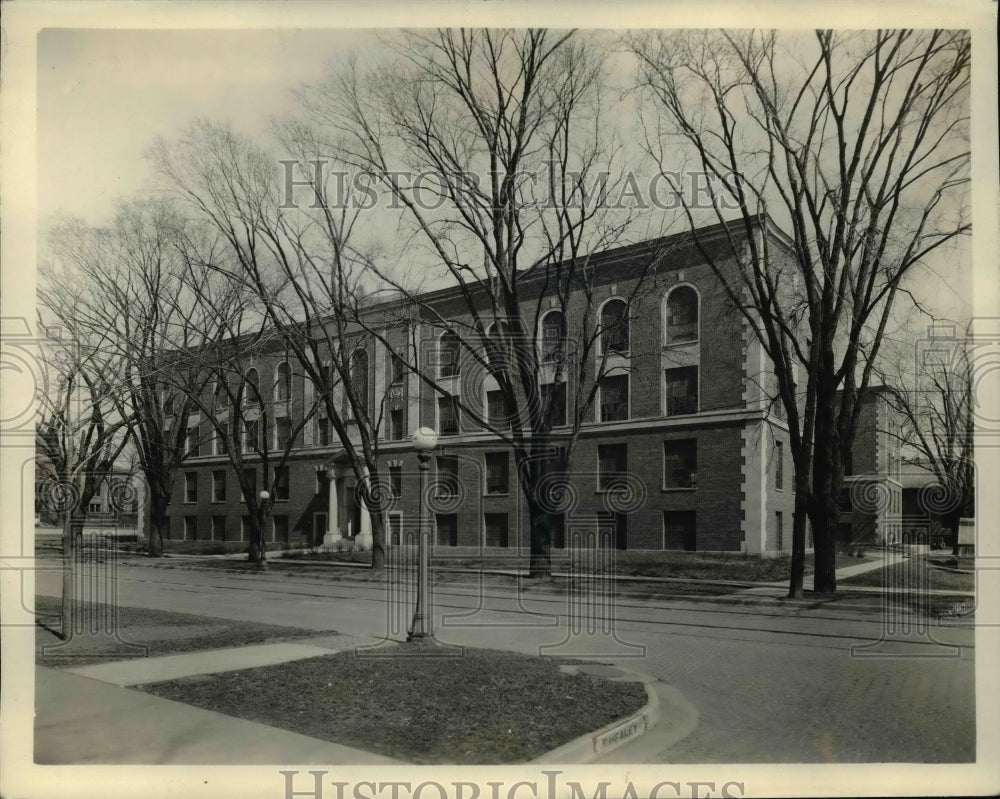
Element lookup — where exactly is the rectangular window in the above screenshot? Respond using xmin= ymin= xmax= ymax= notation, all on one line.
xmin=541 ymin=382 xmax=567 ymax=426
xmin=243 ymin=419 xmax=259 ymax=452
xmin=390 ymin=407 xmax=404 ymax=440
xmin=599 ymin=374 xmax=629 ymax=422
xmin=274 ymin=466 xmax=290 ymax=501
xmin=186 ymin=425 xmax=200 ymax=457
xmin=240 ymin=515 xmax=250 ymax=541
xmin=775 ymin=441 xmax=784 ymax=490
xmin=184 ymin=472 xmax=198 ymax=503
xmin=597 ymin=443 xmax=627 ymax=491
xmin=184 ymin=516 xmax=198 ymax=541
xmin=614 ymin=512 xmax=628 ymax=550
xmin=484 ymin=513 xmax=509 ymax=548
xmin=438 ymin=395 xmax=460 ymax=435
xmin=552 ymin=513 xmax=566 ymax=549
xmin=665 ymin=366 xmax=698 ymax=416
xmin=485 ymin=452 xmax=509 ymax=494
xmin=389 ymin=465 xmax=402 ymax=499
xmin=486 ymin=389 xmax=511 ymax=429
xmin=664 ymin=439 xmax=697 ymax=489
xmin=391 ymin=354 xmax=406 ymax=384
xmin=211 ymin=515 xmax=226 ymax=541
xmin=388 ymin=512 xmax=403 ymax=546
xmin=664 ymin=510 xmax=696 ymax=551
xmin=242 ymin=467 xmax=257 ymax=502
xmin=273 ymin=515 xmax=290 ymax=543
xmin=437 ymin=455 xmax=459 ymax=497
xmin=213 ymin=423 xmax=226 ymax=456
xmin=436 ymin=513 xmax=458 ymax=546
xmin=275 ymin=416 xmax=293 ymax=450
xmin=776 ymin=511 xmax=784 ymax=550
xmin=212 ymin=470 xmax=226 ymax=502
xmin=317 ymin=417 xmax=331 ymax=447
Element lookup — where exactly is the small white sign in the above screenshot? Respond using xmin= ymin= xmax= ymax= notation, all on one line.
xmin=594 ymin=714 xmax=647 ymax=754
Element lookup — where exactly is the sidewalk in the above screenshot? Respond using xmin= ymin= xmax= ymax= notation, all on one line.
xmin=36 ymin=663 xmax=401 ymax=764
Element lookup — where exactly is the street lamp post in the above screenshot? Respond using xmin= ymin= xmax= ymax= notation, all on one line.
xmin=408 ymin=427 xmax=438 ymax=641
xmin=258 ymin=490 xmax=270 ymax=570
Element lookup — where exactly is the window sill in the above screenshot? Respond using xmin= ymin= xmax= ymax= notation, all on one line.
xmin=484 ymin=492 xmax=510 ymax=498
xmin=661 ymin=487 xmax=697 ymax=493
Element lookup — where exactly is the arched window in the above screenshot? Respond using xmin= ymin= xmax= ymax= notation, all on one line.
xmin=485 ymin=320 xmax=512 ymax=371
xmin=274 ymin=362 xmax=291 ymax=403
xmin=350 ymin=349 xmax=369 ymax=414
xmin=439 ymin=331 xmax=462 ymax=377
xmin=540 ymin=310 xmax=566 ymax=363
xmin=600 ymin=299 xmax=629 ymax=355
xmin=243 ymin=368 xmax=260 ymax=407
xmin=213 ymin=380 xmax=227 ymax=410
xmin=666 ymin=286 xmax=699 ymax=345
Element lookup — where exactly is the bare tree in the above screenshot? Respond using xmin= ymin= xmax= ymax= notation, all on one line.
xmin=40 ymin=202 xmax=222 ymax=557
xmin=879 ymin=326 xmax=974 ymax=553
xmin=158 ymin=225 xmax=325 ymax=568
xmin=152 ymin=121 xmax=392 ymax=569
xmin=33 ymin=319 xmax=130 ymax=639
xmin=292 ymin=28 xmax=666 ymax=577
xmin=629 ymin=29 xmax=970 ymax=594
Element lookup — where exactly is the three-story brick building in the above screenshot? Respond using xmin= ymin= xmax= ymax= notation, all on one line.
xmin=165 ymin=219 xmax=827 ymax=555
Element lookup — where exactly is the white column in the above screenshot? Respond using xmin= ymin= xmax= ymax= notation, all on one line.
xmin=322 ymin=467 xmax=343 ymax=548
xmin=356 ymin=467 xmax=374 ymax=551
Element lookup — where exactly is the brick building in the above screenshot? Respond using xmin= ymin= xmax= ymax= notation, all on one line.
xmin=164 ymin=219 xmax=829 ymax=555
xmin=836 ymin=387 xmax=905 ymax=549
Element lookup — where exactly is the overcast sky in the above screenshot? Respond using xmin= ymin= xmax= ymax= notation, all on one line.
xmin=32 ymin=22 xmax=982 ymax=324
xmin=38 ymin=28 xmax=376 ymax=227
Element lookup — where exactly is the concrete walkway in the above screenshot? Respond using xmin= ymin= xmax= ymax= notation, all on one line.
xmin=36 ymin=665 xmax=402 ymax=764
xmin=64 ymin=639 xmax=345 ymax=686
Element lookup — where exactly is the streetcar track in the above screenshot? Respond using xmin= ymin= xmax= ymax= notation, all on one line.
xmin=46 ymin=566 xmax=974 ymax=652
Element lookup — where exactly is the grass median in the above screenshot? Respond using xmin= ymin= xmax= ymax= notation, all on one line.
xmin=35 ymin=595 xmax=337 ymax=666
xmin=838 ymin=555 xmax=974 ymax=592
xmin=139 ymin=641 xmax=648 ymax=764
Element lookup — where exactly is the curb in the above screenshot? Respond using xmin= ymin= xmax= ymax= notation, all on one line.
xmin=532 ymin=666 xmax=660 ymax=764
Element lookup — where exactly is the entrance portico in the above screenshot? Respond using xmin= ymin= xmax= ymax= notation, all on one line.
xmin=321 ymin=456 xmax=374 ymax=551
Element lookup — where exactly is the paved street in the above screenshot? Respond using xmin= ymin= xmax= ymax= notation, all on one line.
xmin=33 ymin=558 xmax=975 ymax=763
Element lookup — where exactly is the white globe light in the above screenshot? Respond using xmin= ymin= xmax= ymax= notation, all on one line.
xmin=259 ymin=490 xmax=270 ymax=501
xmin=412 ymin=427 xmax=439 ymax=452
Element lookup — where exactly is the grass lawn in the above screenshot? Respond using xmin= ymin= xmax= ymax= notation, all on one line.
xmin=140 ymin=642 xmax=648 ymax=764
xmin=839 ymin=556 xmax=974 ymax=593
xmin=35 ymin=595 xmax=337 ymax=666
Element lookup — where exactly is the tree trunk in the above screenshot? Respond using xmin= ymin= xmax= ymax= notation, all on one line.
xmin=810 ymin=375 xmax=841 ymax=594
xmin=147 ymin=498 xmax=168 ymax=557
xmin=370 ymin=509 xmax=386 ymax=572
xmin=248 ymin=509 xmax=267 ymax=568
xmin=945 ymin=506 xmax=962 ymax=557
xmin=527 ymin=495 xmax=553 ymax=579
xmin=812 ymin=508 xmax=839 ymax=594
xmin=60 ymin=512 xmax=75 ymax=641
